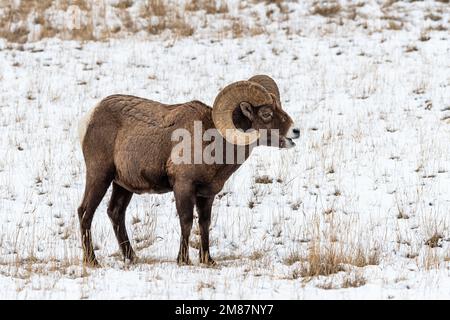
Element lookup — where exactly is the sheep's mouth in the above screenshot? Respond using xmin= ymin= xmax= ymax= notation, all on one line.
xmin=281 ymin=137 xmax=296 ymax=149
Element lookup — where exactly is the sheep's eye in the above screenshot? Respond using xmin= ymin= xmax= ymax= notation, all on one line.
xmin=258 ymin=107 xmax=273 ymax=122
xmin=261 ymin=112 xmax=273 ymax=122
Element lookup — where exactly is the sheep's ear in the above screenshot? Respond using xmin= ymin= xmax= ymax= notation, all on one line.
xmin=240 ymin=102 xmax=254 ymax=121
xmin=269 ymin=93 xmax=281 ymax=110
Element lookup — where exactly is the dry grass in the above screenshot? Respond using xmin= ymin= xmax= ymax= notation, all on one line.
xmin=419 ymin=31 xmax=431 ymax=42
xmin=112 ymin=0 xmax=134 ymax=10
xmin=0 ymin=0 xmax=52 ymax=43
xmin=132 ymin=210 xmax=157 ymax=251
xmin=249 ymin=250 xmax=264 ymax=261
xmin=119 ymin=1 xmax=194 ymax=38
xmin=405 ymin=44 xmax=418 ymax=53
xmin=66 ymin=0 xmax=90 ymax=11
xmin=145 ymin=0 xmax=167 ymax=17
xmin=70 ymin=18 xmax=95 ymax=41
xmin=421 ymin=248 xmax=442 ymax=270
xmin=231 ymin=19 xmax=244 ymax=38
xmin=297 ymin=237 xmax=379 ymax=278
xmin=0 ymin=0 xmax=449 ymax=43
xmin=197 ymin=281 xmax=216 ymax=291
xmin=255 ymin=175 xmax=273 ymax=184
xmin=284 ymin=251 xmax=302 ymax=266
xmin=386 ymin=20 xmax=403 ymax=31
xmin=0 ymin=0 xmax=94 ymax=42
xmin=171 ymin=16 xmax=195 ymax=37
xmin=425 ymin=12 xmax=442 ymax=22
xmin=341 ymin=272 xmax=367 ymax=288
xmin=425 ymin=233 xmax=443 ymax=248
xmin=142 ymin=9 xmax=195 ymax=37
xmin=311 ymin=0 xmax=341 ymax=17
xmin=427 ymin=24 xmax=448 ymax=32
xmin=0 ymin=0 xmax=196 ymax=42
xmin=317 ymin=271 xmax=366 ymax=289
xmin=249 ymin=25 xmax=265 ymax=36
xmin=185 ymin=0 xmax=229 ymax=14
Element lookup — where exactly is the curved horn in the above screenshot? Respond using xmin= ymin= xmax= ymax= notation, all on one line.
xmin=248 ymin=75 xmax=280 ymax=105
xmin=212 ymin=81 xmax=273 ymax=145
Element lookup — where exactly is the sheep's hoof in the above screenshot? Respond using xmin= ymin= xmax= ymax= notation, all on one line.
xmin=177 ymin=257 xmax=192 ymax=266
xmin=202 ymin=259 xmax=217 ymax=267
xmin=200 ymin=254 xmax=216 ymax=266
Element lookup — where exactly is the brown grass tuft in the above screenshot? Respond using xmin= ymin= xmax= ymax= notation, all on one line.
xmin=146 ymin=0 xmax=167 ymax=16
xmin=255 ymin=175 xmax=273 ymax=184
xmin=0 ymin=0 xmax=97 ymax=42
xmin=341 ymin=272 xmax=367 ymax=288
xmin=284 ymin=251 xmax=303 ymax=266
xmin=298 ymin=240 xmax=379 ymax=278
xmin=171 ymin=16 xmax=195 ymax=37
xmin=387 ymin=20 xmax=403 ymax=30
xmin=185 ymin=0 xmax=228 ymax=14
xmin=112 ymin=0 xmax=134 ymax=10
xmin=231 ymin=19 xmax=244 ymax=38
xmin=425 ymin=13 xmax=442 ymax=22
xmin=141 ymin=2 xmax=194 ymax=37
xmin=311 ymin=0 xmax=341 ymax=17
xmin=405 ymin=44 xmax=418 ymax=53
xmin=147 ymin=17 xmax=167 ymax=35
xmin=0 ymin=0 xmax=52 ymax=43
xmin=419 ymin=31 xmax=431 ymax=42
xmin=425 ymin=233 xmax=443 ymax=248
xmin=249 ymin=250 xmax=264 ymax=260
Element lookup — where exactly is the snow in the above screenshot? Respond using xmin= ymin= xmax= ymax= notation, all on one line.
xmin=0 ymin=0 xmax=450 ymax=299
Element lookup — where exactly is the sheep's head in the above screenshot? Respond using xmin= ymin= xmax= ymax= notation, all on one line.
xmin=212 ymin=75 xmax=300 ymax=148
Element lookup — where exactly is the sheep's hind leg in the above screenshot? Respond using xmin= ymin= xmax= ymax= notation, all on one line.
xmin=78 ymin=174 xmax=113 ymax=267
xmin=174 ymin=183 xmax=195 ymax=265
xmin=107 ymin=183 xmax=136 ymax=263
xmin=196 ymin=196 xmax=216 ymax=266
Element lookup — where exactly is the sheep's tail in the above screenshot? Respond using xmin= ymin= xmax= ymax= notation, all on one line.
xmin=78 ymin=104 xmax=97 ymax=145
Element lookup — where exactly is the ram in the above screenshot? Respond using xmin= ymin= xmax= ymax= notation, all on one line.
xmin=77 ymin=75 xmax=300 ymax=266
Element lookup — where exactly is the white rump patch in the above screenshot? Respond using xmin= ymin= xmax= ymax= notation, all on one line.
xmin=78 ymin=104 xmax=97 ymax=145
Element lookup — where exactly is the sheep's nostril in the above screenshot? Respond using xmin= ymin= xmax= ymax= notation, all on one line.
xmin=292 ymin=128 xmax=300 ymax=137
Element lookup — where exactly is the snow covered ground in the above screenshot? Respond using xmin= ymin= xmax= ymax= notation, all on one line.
xmin=0 ymin=0 xmax=450 ymax=299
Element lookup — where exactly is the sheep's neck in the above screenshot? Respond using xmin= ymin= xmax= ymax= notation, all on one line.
xmin=211 ymin=110 xmax=254 ymax=178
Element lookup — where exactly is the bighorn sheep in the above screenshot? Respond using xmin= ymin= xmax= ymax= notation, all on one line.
xmin=78 ymin=75 xmax=300 ymax=266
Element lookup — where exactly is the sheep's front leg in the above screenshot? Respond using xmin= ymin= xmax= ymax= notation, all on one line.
xmin=196 ymin=196 xmax=216 ymax=265
xmin=174 ymin=183 xmax=195 ymax=265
